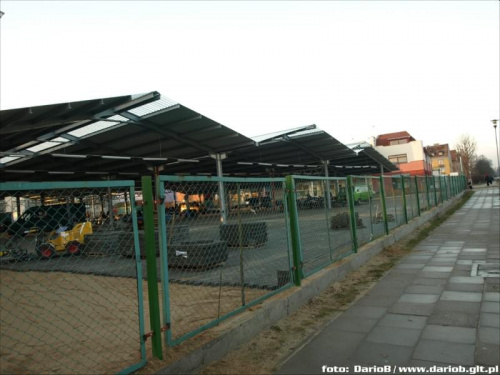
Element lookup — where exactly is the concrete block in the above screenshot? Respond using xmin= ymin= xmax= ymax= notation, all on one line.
xmin=378 ymin=314 xmax=427 ymax=330
xmin=440 ymin=291 xmax=482 ymax=302
xmin=421 ymin=325 xmax=476 ymax=344
xmin=428 ymin=310 xmax=478 ymax=328
xmin=366 ymin=326 xmax=421 ymax=347
xmin=413 ymin=339 xmax=475 ymax=366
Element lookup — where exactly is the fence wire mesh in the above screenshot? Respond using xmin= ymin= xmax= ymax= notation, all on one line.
xmin=157 ymin=177 xmax=293 ymax=345
xmin=416 ymin=176 xmax=429 ymax=212
xmin=404 ymin=176 xmax=417 ymax=221
xmin=351 ymin=176 xmax=385 ymax=248
xmin=382 ymin=177 xmax=403 ymax=231
xmin=293 ymin=177 xmax=353 ymax=276
xmin=0 ymin=183 xmax=145 ymax=374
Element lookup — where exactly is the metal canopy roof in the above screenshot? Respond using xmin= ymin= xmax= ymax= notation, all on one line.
xmin=1 ymin=93 xmax=397 ymax=181
xmin=0 ymin=92 xmax=256 ymax=180
xmin=345 ymin=141 xmax=399 ymax=174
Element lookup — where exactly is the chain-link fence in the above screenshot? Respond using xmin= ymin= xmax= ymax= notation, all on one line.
xmin=291 ymin=176 xmax=353 ymax=276
xmin=155 ymin=176 xmax=293 ymax=345
xmin=382 ymin=177 xmax=402 ymax=231
xmin=416 ymin=176 xmax=429 ymax=212
xmin=0 ymin=181 xmax=146 ymax=375
xmin=1 ymin=174 xmax=468 ymax=372
xmin=351 ymin=176 xmax=385 ymax=248
xmin=404 ymin=176 xmax=417 ymax=221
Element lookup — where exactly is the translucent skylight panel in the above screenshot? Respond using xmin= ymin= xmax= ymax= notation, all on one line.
xmin=0 ymin=156 xmax=21 ymax=165
xmin=51 ymin=137 xmax=70 ymax=143
xmin=128 ymin=96 xmax=178 ymax=117
xmin=108 ymin=114 xmax=129 ymax=122
xmin=26 ymin=142 xmax=62 ymax=153
xmin=67 ymin=120 xmax=119 ymax=138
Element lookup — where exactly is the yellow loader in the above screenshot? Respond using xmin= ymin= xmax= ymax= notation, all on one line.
xmin=37 ymin=221 xmax=93 ymax=259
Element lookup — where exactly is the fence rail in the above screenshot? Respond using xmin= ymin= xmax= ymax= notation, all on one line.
xmin=0 ymin=174 xmax=467 ymax=373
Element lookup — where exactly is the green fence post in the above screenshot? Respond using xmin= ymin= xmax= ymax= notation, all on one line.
xmin=285 ymin=175 xmax=303 ymax=286
xmin=401 ymin=176 xmax=408 ymax=224
xmin=346 ymin=176 xmax=358 ymax=252
xmin=141 ymin=176 xmax=163 ymax=360
xmin=414 ymin=177 xmax=421 ymax=216
xmin=379 ymin=175 xmax=389 ymax=235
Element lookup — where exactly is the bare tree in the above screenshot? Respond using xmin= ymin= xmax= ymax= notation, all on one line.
xmin=472 ymin=155 xmax=495 ymax=183
xmin=455 ymin=134 xmax=477 ymax=180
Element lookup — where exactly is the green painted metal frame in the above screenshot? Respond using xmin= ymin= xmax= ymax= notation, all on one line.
xmin=432 ymin=176 xmax=438 ymax=207
xmin=379 ymin=175 xmax=389 ymax=235
xmin=155 ymin=178 xmax=173 ymax=348
xmin=290 ymin=175 xmax=351 ymax=278
xmin=0 ymin=180 xmax=148 ymax=375
xmin=414 ymin=177 xmax=421 ymax=216
xmin=346 ymin=176 xmax=358 ymax=252
xmin=156 ymin=174 xmax=295 ymax=346
xmin=285 ymin=176 xmax=303 ymax=285
xmin=400 ymin=176 xmax=408 ymax=224
xmin=141 ymin=176 xmax=163 ymax=359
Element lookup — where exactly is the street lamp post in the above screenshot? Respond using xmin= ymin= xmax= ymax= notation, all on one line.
xmin=492 ymin=119 xmax=500 ymax=176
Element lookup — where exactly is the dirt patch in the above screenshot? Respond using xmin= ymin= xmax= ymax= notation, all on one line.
xmin=0 ymin=271 xmax=266 ymax=374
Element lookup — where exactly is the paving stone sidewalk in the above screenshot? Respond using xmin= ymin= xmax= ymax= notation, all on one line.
xmin=278 ymin=187 xmax=500 ymax=374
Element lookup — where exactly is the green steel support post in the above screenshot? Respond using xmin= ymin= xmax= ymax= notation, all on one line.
xmin=285 ymin=176 xmax=303 ymax=286
xmin=346 ymin=176 xmax=358 ymax=252
xmin=141 ymin=176 xmax=163 ymax=360
xmin=379 ymin=175 xmax=389 ymax=235
xmin=414 ymin=177 xmax=421 ymax=216
xmin=401 ymin=176 xmax=408 ymax=224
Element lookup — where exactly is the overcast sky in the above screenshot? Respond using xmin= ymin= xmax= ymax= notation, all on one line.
xmin=1 ymin=1 xmax=499 ymax=168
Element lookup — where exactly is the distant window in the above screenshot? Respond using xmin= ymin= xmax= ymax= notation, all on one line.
xmin=389 ymin=139 xmax=407 ymax=145
xmin=389 ymin=154 xmax=408 ymax=164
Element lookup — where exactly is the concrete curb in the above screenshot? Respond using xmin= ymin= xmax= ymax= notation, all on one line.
xmin=157 ymin=193 xmax=464 ymax=375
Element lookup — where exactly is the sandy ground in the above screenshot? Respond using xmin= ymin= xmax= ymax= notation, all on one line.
xmin=0 ymin=271 xmax=266 ymax=374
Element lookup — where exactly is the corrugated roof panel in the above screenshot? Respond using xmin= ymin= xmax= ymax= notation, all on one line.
xmin=51 ymin=137 xmax=70 ymax=143
xmin=0 ymin=156 xmax=21 ymax=165
xmin=128 ymin=96 xmax=178 ymax=117
xmin=26 ymin=141 xmax=63 ymax=153
xmin=67 ymin=119 xmax=120 ymax=138
xmin=252 ymin=125 xmax=317 ymax=143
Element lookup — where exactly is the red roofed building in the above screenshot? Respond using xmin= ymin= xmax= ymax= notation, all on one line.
xmin=373 ymin=131 xmax=432 ymax=176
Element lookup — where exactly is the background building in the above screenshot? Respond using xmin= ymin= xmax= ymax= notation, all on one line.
xmin=373 ymin=131 xmax=432 ymax=175
xmin=426 ymin=143 xmax=453 ymax=176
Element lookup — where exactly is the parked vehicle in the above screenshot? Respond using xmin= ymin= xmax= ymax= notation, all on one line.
xmin=353 ymin=185 xmax=375 ymax=204
xmin=7 ymin=204 xmax=86 ymax=236
xmin=297 ymin=196 xmax=325 ymax=209
xmin=244 ymin=197 xmax=272 ymax=209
